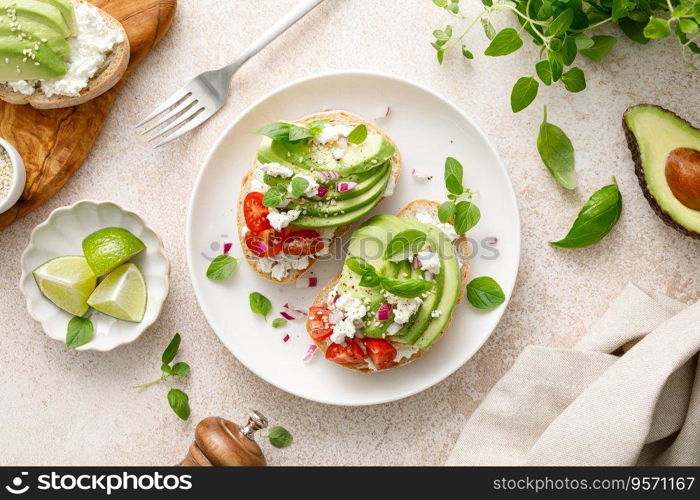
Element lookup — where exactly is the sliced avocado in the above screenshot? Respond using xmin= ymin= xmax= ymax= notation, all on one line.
xmin=286 ymin=166 xmax=390 ymax=216
xmin=338 ymin=135 xmax=395 ymax=175
xmin=0 ymin=36 xmax=65 ymax=80
xmin=0 ymin=17 xmax=71 ymax=56
xmin=0 ymin=0 xmax=71 ymax=38
xmin=623 ymin=105 xmax=700 ymax=238
xmin=35 ymin=0 xmax=76 ymax=35
xmin=291 ymin=169 xmax=391 ymax=229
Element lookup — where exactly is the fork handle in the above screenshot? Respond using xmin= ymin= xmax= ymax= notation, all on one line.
xmin=224 ymin=0 xmax=326 ymax=76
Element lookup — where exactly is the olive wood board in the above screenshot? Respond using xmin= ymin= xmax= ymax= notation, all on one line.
xmin=0 ymin=0 xmax=177 ymax=230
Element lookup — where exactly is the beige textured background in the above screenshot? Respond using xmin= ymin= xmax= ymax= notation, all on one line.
xmin=0 ymin=0 xmax=699 ymax=466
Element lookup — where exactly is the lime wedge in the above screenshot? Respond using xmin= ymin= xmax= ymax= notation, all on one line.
xmin=82 ymin=227 xmax=146 ymax=277
xmin=33 ymin=256 xmax=96 ymax=316
xmin=87 ymin=263 xmax=147 ymax=322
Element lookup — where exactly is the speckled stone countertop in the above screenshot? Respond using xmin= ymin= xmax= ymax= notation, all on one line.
xmin=0 ymin=0 xmax=698 ymax=466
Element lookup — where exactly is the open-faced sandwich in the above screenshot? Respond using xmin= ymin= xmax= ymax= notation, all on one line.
xmin=306 ymin=200 xmax=470 ymax=372
xmin=238 ymin=110 xmax=401 ymax=283
xmin=0 ymin=0 xmax=129 ymax=108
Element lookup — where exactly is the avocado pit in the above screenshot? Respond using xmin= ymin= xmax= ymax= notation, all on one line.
xmin=666 ymin=148 xmax=700 ymax=211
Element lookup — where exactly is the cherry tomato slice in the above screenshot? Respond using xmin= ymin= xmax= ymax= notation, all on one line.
xmin=309 ymin=306 xmax=333 ymax=341
xmin=283 ymin=229 xmax=324 ymax=256
xmin=326 ymin=339 xmax=365 ymax=365
xmin=363 ymin=338 xmax=397 ymax=370
xmin=243 ymin=192 xmax=271 ymax=232
xmin=245 ymin=229 xmax=284 ymax=257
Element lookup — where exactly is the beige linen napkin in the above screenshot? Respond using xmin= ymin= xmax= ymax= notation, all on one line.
xmin=447 ymin=283 xmax=700 ymax=466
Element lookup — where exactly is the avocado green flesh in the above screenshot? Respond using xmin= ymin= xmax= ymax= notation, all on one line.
xmin=36 ymin=0 xmax=76 ymax=35
xmin=0 ymin=36 xmax=65 ymax=80
xmin=0 ymin=18 xmax=71 ymax=56
xmin=0 ymin=0 xmax=71 ymax=38
xmin=339 ymin=215 xmax=461 ymax=349
xmin=624 ymin=105 xmax=700 ymax=235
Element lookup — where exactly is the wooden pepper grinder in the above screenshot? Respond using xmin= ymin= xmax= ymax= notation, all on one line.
xmin=179 ymin=410 xmax=269 ymax=466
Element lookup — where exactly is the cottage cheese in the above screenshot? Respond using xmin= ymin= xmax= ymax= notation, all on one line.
xmin=267 ymin=208 xmax=300 ymax=230
xmin=260 ymin=162 xmax=293 ymax=178
xmin=415 ymin=211 xmax=459 ymax=242
xmin=417 ymin=250 xmax=441 ymax=274
xmin=431 ymin=310 xmax=443 ymax=318
xmin=250 ymin=164 xmax=269 ymax=192
xmin=256 ymin=255 xmax=309 ymax=281
xmin=313 ymin=124 xmax=354 ymax=145
xmin=328 ymin=294 xmax=368 ymax=344
xmin=393 ymin=344 xmax=419 ymax=362
xmin=8 ymin=80 xmax=35 ymax=95
xmin=37 ymin=2 xmax=124 ymax=97
xmin=385 ymin=293 xmax=422 ymax=325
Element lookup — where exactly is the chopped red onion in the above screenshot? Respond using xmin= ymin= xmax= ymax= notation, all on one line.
xmin=317 ymin=170 xmax=340 ymax=181
xmin=309 ymin=277 xmax=318 ymax=287
xmin=317 ymin=185 xmax=328 ymax=198
xmin=377 ymin=302 xmax=392 ymax=321
xmin=248 ymin=240 xmax=267 ymax=255
xmin=303 ymin=345 xmax=318 ymax=363
xmin=283 ymin=334 xmax=290 ymax=343
xmin=336 ymin=181 xmax=357 ymax=192
xmin=333 ymin=294 xmax=340 ymax=304
xmin=223 ymin=242 xmax=233 ymax=254
xmin=486 ymin=236 xmax=498 ymax=245
xmin=280 ymin=311 xmax=296 ymax=321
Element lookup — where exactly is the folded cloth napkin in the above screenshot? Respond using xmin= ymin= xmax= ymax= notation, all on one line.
xmin=446 ymin=283 xmax=700 ymax=466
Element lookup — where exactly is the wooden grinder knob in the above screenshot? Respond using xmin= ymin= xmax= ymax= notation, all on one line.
xmin=179 ymin=411 xmax=269 ymax=466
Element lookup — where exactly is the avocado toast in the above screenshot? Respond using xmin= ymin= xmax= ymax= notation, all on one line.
xmin=306 ymin=200 xmax=470 ymax=372
xmin=238 ymin=110 xmax=401 ymax=283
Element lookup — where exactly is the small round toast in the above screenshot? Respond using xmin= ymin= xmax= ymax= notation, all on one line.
xmin=238 ymin=110 xmax=402 ymax=284
xmin=306 ymin=199 xmax=471 ymax=373
xmin=0 ymin=1 xmax=130 ymax=109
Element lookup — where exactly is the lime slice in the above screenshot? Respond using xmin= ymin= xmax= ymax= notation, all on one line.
xmin=87 ymin=263 xmax=147 ymax=322
xmin=33 ymin=256 xmax=96 ymax=316
xmin=82 ymin=227 xmax=146 ymax=277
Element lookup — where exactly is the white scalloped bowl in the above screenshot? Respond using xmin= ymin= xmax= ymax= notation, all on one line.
xmin=20 ymin=201 xmax=170 ymax=351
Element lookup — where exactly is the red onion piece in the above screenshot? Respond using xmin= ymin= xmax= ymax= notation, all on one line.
xmin=303 ymin=345 xmax=318 ymax=363
xmin=377 ymin=302 xmax=392 ymax=321
xmin=223 ymin=242 xmax=233 ymax=255
xmin=309 ymin=277 xmax=318 ymax=287
xmin=336 ymin=181 xmax=357 ymax=192
xmin=249 ymin=240 xmax=267 ymax=255
xmin=280 ymin=311 xmax=296 ymax=321
xmin=283 ymin=334 xmax=290 ymax=343
xmin=333 ymin=294 xmax=340 ymax=304
xmin=317 ymin=185 xmax=328 ymax=198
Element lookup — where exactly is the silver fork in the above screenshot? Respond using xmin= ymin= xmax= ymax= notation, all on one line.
xmin=137 ymin=0 xmax=326 ymax=148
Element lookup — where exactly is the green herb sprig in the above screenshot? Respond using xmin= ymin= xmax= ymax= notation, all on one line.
xmin=206 ymin=254 xmax=239 ymax=280
xmin=467 ymin=276 xmax=506 ymax=309
xmin=134 ymin=333 xmax=192 ymax=420
xmin=66 ymin=315 xmax=94 ymax=349
xmin=437 ymin=157 xmax=481 ymax=235
xmin=346 ymin=257 xmax=434 ymax=298
xmin=253 ymin=120 xmax=327 ymax=143
xmin=431 ymin=0 xmax=699 ymax=112
xmin=268 ymin=426 xmax=293 ymax=449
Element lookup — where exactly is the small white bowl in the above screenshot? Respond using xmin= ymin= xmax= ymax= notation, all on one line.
xmin=0 ymin=138 xmax=26 ymax=215
xmin=20 ymin=201 xmax=170 ymax=351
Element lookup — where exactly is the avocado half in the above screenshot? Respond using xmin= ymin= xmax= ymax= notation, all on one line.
xmin=623 ymin=105 xmax=700 ymax=239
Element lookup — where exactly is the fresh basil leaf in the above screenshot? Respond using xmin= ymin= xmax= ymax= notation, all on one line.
xmin=262 ymin=185 xmax=287 ymax=208
xmin=170 ymin=362 xmax=190 ymax=377
xmin=385 ymin=229 xmax=427 ymax=262
xmin=66 ymin=316 xmax=94 ymax=349
xmin=444 ymin=157 xmax=463 ymax=185
xmin=511 ymin=76 xmax=539 ymax=113
xmin=359 ymin=273 xmax=383 ymax=287
xmin=290 ymin=176 xmax=310 ymax=197
xmin=161 ymin=363 xmax=174 ymax=375
xmin=346 ymin=257 xmax=377 ymax=277
xmin=537 ymin=107 xmax=576 ymax=190
xmin=288 ymin=124 xmax=313 ymax=142
xmin=438 ymin=201 xmax=456 ymax=223
xmin=462 ymin=46 xmax=474 ymax=59
xmin=253 ymin=122 xmax=292 ymax=141
xmin=536 ymin=60 xmax=553 ymax=85
xmin=453 ymin=201 xmax=481 ymax=234
xmin=206 ymin=255 xmax=238 ymax=281
xmin=484 ymin=28 xmax=523 ymax=56
xmin=167 ymin=388 xmax=191 ymax=420
xmin=679 ymin=19 xmax=699 ymax=34
xmin=481 ymin=18 xmax=497 ymax=40
xmin=547 ymin=51 xmax=564 ymax=81
xmin=467 ymin=276 xmax=506 ymax=309
xmin=445 ymin=174 xmax=464 ymax=195
xmin=547 ymin=8 xmax=574 ymax=37
xmin=249 ymin=292 xmax=272 ymax=319
xmin=644 ymin=17 xmax=672 ymax=39
xmin=381 ymin=278 xmax=434 ymax=298
xmin=551 ymin=180 xmax=623 ymax=248
xmin=162 ymin=333 xmax=181 ymax=364
xmin=580 ymin=35 xmax=617 ymax=61
xmin=573 ymin=33 xmax=595 ymax=50
xmin=619 ymin=18 xmax=650 ymax=44
xmin=562 ymin=67 xmax=586 ymax=92
xmin=347 ymin=124 xmax=368 ymax=145
xmin=561 ymin=36 xmax=578 ymax=65
xmin=268 ymin=426 xmax=293 ymax=449
xmin=272 ymin=318 xmax=287 ymax=329
xmin=306 ymin=119 xmax=327 ymax=138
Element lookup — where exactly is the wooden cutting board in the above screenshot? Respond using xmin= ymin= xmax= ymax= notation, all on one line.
xmin=0 ymin=0 xmax=177 ymax=230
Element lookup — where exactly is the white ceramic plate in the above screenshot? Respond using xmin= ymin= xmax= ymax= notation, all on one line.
xmin=20 ymin=201 xmax=170 ymax=351
xmin=187 ymin=71 xmax=520 ymax=406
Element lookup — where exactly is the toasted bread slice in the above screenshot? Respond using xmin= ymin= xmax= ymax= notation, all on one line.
xmin=238 ymin=110 xmax=402 ymax=284
xmin=0 ymin=1 xmax=130 ymax=109
xmin=306 ymin=200 xmax=471 ymax=373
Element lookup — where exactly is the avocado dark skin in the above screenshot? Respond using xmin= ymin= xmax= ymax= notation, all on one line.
xmin=622 ymin=105 xmax=700 ymax=240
